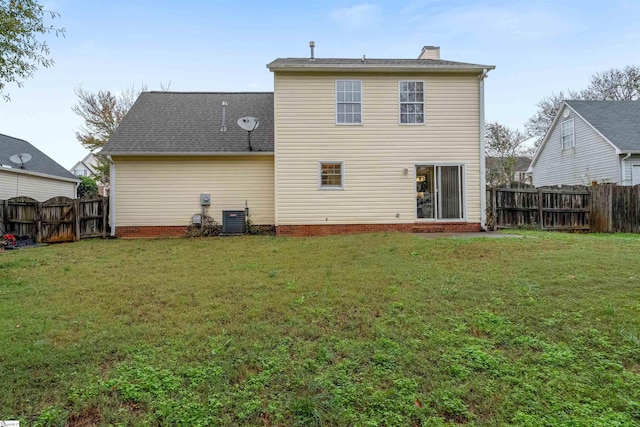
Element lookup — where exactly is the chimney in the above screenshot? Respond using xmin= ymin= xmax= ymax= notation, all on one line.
xmin=418 ymin=46 xmax=440 ymax=60
xmin=309 ymin=41 xmax=315 ymax=61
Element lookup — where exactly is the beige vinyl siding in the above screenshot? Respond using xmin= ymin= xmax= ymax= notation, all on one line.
xmin=274 ymin=72 xmax=481 ymax=225
xmin=0 ymin=170 xmax=76 ymax=201
xmin=113 ymin=156 xmax=274 ymax=226
xmin=532 ymin=106 xmax=620 ymax=186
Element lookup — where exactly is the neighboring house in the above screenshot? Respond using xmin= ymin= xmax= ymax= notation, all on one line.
xmin=69 ymin=152 xmax=109 ymax=196
xmin=529 ymin=101 xmax=640 ymax=187
xmin=486 ymin=156 xmax=532 ymax=186
xmin=102 ymin=45 xmax=494 ymax=237
xmin=70 ymin=152 xmax=97 ymax=177
xmin=0 ymin=134 xmax=79 ymax=201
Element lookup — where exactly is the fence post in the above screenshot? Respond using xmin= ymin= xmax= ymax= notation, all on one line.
xmin=35 ymin=200 xmax=42 ymax=243
xmin=74 ymin=198 xmax=80 ymax=242
xmin=2 ymin=199 xmax=7 ymax=234
xmin=537 ymin=188 xmax=544 ymax=230
xmin=491 ymin=187 xmax=497 ymax=230
xmin=102 ymin=197 xmax=108 ymax=239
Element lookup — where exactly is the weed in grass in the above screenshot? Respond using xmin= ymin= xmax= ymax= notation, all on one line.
xmin=602 ymin=301 xmax=618 ymax=317
xmin=290 ymin=383 xmax=330 ymax=427
xmin=540 ymin=343 xmax=576 ymax=366
xmin=619 ymin=329 xmax=640 ymax=346
xmin=282 ymin=279 xmax=297 ymax=289
xmin=33 ymin=406 xmax=67 ymax=427
xmin=430 ymin=388 xmax=471 ymax=423
xmin=439 ymin=277 xmax=459 ymax=296
xmin=543 ymin=310 xmax=568 ymax=327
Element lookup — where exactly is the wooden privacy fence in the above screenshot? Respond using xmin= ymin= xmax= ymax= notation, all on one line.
xmin=590 ymin=184 xmax=640 ymax=233
xmin=487 ymin=184 xmax=590 ymax=231
xmin=487 ymin=183 xmax=640 ymax=233
xmin=1 ymin=196 xmax=109 ymax=243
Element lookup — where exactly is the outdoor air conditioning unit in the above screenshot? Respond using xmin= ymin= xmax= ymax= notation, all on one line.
xmin=222 ymin=210 xmax=246 ymax=234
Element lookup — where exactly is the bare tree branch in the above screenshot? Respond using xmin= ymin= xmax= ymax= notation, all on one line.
xmin=526 ymin=65 xmax=640 ymax=147
xmin=72 ymin=84 xmax=146 ymax=182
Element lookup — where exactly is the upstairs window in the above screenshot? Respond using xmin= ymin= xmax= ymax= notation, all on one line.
xmin=336 ymin=80 xmax=361 ymax=124
xmin=399 ymin=81 xmax=425 ymax=124
xmin=561 ymin=119 xmax=574 ymax=150
xmin=319 ymin=161 xmax=344 ymax=189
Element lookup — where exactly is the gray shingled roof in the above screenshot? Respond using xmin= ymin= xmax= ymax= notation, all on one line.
xmin=0 ymin=134 xmax=78 ymax=180
xmin=102 ymin=92 xmax=274 ymax=155
xmin=267 ymin=58 xmax=494 ymax=72
xmin=566 ymin=100 xmax=640 ymax=152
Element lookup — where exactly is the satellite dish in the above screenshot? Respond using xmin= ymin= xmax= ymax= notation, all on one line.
xmin=9 ymin=153 xmax=32 ymax=169
xmin=237 ymin=117 xmax=259 ymax=131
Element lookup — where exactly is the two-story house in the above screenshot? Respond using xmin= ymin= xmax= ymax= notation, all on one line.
xmin=102 ymin=45 xmax=494 ymax=237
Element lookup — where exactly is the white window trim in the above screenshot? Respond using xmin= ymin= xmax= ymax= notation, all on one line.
xmin=318 ymin=161 xmax=345 ymax=190
xmin=398 ymin=80 xmax=426 ymax=125
xmin=335 ymin=80 xmax=362 ymax=125
xmin=561 ymin=118 xmax=575 ymax=150
xmin=414 ymin=162 xmax=466 ymax=221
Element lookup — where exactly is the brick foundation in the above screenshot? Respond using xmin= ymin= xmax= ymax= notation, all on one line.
xmin=277 ymin=222 xmax=482 ymax=237
xmin=116 ymin=222 xmax=481 ymax=238
xmin=116 ymin=226 xmax=188 ymax=238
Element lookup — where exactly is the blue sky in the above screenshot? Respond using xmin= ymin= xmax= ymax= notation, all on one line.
xmin=1 ymin=0 xmax=639 ymax=168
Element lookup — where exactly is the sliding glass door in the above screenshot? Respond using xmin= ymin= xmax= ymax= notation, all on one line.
xmin=416 ymin=164 xmax=464 ymax=220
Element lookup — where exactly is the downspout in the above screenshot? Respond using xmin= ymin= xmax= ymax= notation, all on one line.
xmin=107 ymin=155 xmax=116 ymax=236
xmin=621 ymin=152 xmax=631 ymax=184
xmin=479 ymin=68 xmax=489 ymax=230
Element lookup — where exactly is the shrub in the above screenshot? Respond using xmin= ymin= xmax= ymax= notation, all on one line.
xmin=77 ymin=176 xmax=99 ymax=198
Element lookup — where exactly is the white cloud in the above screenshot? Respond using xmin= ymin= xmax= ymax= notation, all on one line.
xmin=330 ymin=4 xmax=381 ymax=30
xmin=406 ymin=3 xmax=580 ymax=41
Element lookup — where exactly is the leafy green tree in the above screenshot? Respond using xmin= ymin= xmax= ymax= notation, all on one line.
xmin=0 ymin=0 xmax=64 ymax=100
xmin=485 ymin=122 xmax=530 ymax=186
xmin=77 ymin=176 xmax=99 ymax=198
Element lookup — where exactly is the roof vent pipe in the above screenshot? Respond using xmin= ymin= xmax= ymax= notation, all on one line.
xmin=309 ymin=41 xmax=315 ymax=61
xmin=221 ymin=101 xmax=227 ymax=132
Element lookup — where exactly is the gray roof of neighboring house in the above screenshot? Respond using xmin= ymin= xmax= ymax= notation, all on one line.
xmin=267 ymin=58 xmax=494 ymax=72
xmin=566 ymin=100 xmax=640 ymax=152
xmin=0 ymin=134 xmax=78 ymax=180
xmin=102 ymin=92 xmax=274 ymax=155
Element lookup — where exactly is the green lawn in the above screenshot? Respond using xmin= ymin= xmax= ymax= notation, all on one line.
xmin=1 ymin=232 xmax=639 ymax=426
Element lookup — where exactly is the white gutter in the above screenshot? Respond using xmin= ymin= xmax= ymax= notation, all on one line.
xmin=107 ymin=155 xmax=116 ymax=237
xmin=101 ymin=151 xmax=274 ymax=157
xmin=621 ymin=153 xmax=632 ymax=184
xmin=479 ymin=68 xmax=489 ymax=230
xmin=0 ymin=166 xmax=80 ymax=183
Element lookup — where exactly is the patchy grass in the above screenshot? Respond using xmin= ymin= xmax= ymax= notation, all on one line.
xmin=1 ymin=232 xmax=639 ymax=426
